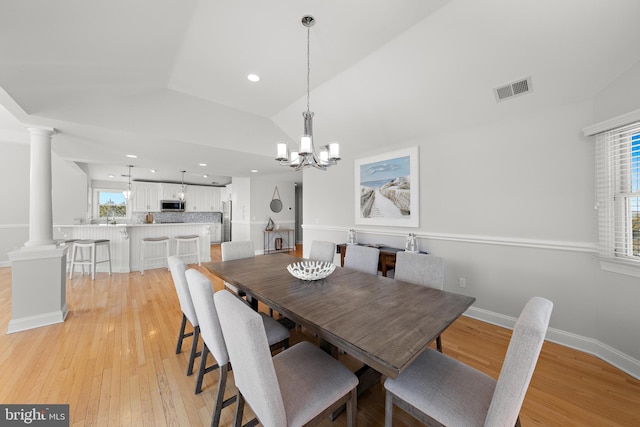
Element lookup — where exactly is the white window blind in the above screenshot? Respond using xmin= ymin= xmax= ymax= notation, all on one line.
xmin=595 ymin=121 xmax=640 ymax=263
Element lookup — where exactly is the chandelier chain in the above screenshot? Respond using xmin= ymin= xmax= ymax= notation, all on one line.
xmin=306 ymin=23 xmax=310 ymax=113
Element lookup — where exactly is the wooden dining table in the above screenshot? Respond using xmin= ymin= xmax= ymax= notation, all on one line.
xmin=205 ymin=253 xmax=475 ymax=380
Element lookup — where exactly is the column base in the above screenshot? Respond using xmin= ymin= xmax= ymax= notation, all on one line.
xmin=7 ymin=246 xmax=68 ymax=334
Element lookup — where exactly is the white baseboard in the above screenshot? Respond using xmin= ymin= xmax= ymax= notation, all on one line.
xmin=464 ymin=306 xmax=640 ymax=380
xmin=6 ymin=306 xmax=69 ymax=334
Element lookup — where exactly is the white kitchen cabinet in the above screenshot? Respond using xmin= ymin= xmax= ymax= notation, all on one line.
xmin=133 ymin=183 xmax=161 ymax=212
xmin=161 ymin=183 xmax=184 ymax=201
xmin=185 ymin=186 xmax=222 ymax=212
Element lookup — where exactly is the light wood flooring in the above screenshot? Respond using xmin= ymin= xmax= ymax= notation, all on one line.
xmin=0 ymin=244 xmax=639 ymax=426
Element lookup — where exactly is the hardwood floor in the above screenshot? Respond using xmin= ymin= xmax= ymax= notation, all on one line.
xmin=0 ymin=244 xmax=638 ymax=426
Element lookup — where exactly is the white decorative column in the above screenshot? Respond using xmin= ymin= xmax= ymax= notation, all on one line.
xmin=7 ymin=126 xmax=68 ymax=334
xmin=24 ymin=127 xmax=56 ymax=248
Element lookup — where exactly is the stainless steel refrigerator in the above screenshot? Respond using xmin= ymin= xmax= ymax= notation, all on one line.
xmin=222 ymin=201 xmax=231 ymax=242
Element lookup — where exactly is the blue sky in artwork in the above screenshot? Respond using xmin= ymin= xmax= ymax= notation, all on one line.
xmin=360 ymin=155 xmax=410 ymax=184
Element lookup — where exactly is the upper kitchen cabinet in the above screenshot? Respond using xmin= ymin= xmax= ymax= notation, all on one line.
xmin=185 ymin=186 xmax=222 ymax=212
xmin=161 ymin=184 xmax=184 ymax=201
xmin=133 ymin=183 xmax=160 ymax=212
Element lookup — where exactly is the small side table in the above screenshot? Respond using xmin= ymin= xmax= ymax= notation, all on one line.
xmin=264 ymin=229 xmax=295 ymax=255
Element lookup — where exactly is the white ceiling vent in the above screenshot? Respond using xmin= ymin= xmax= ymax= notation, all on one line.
xmin=493 ymin=76 xmax=533 ymax=102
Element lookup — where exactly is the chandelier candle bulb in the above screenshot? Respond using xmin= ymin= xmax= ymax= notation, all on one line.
xmin=319 ymin=148 xmax=329 ymax=162
xmin=276 ymin=143 xmax=288 ymax=161
xmin=290 ymin=151 xmax=300 ymax=166
xmin=300 ymin=135 xmax=312 ymax=155
xmin=329 ymin=142 xmax=340 ymax=160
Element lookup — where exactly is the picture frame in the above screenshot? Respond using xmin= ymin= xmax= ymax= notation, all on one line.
xmin=354 ymin=146 xmax=419 ymax=227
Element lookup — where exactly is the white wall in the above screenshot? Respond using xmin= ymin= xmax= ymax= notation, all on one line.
xmin=0 ymin=142 xmax=30 ymax=260
xmin=250 ymin=174 xmax=296 ymax=253
xmin=303 ymin=97 xmax=640 ymax=378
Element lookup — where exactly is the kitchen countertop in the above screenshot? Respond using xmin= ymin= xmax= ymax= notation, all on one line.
xmin=57 ymin=222 xmax=220 ymax=227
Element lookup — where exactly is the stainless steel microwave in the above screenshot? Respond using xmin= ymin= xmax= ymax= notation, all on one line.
xmin=161 ymin=200 xmax=185 ymax=212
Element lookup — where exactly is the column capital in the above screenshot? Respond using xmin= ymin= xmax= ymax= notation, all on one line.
xmin=26 ymin=126 xmax=56 ymax=137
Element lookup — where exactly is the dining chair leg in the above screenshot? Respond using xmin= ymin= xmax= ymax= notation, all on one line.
xmin=385 ymin=390 xmax=393 ymax=427
xmin=233 ymin=392 xmax=245 ymax=427
xmin=211 ymin=363 xmax=235 ymax=427
xmin=187 ymin=326 xmax=200 ymax=376
xmin=436 ymin=335 xmax=443 ymax=353
xmin=195 ymin=342 xmax=221 ymax=394
xmin=176 ymin=314 xmax=188 ymax=354
xmin=195 ymin=343 xmax=209 ymax=394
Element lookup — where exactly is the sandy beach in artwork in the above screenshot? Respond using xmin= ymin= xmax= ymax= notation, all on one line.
xmin=360 ymin=176 xmax=410 ymax=218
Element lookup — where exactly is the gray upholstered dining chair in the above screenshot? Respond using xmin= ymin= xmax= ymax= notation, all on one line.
xmin=344 ymin=244 xmax=380 ymax=275
xmin=214 ymin=289 xmax=359 ymax=427
xmin=220 ymin=240 xmax=254 ymax=302
xmin=394 ymin=251 xmax=445 ymax=352
xmin=186 ymin=271 xmax=290 ymax=426
xmin=308 ymin=240 xmax=337 ymax=263
xmin=168 ymin=256 xmax=200 ymax=376
xmin=384 ymin=296 xmax=553 ymax=427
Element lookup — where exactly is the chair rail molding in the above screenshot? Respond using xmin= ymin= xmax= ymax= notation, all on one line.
xmin=302 ymin=224 xmax=596 ymax=254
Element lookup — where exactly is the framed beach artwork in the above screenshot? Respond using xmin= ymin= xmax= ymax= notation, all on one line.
xmin=355 ymin=146 xmax=419 ymax=227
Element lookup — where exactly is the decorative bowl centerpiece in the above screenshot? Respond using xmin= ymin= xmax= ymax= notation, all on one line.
xmin=287 ymin=261 xmax=336 ymax=281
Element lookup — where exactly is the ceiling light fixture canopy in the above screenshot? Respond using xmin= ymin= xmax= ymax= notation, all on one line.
xmin=178 ymin=170 xmax=187 ymax=201
xmin=276 ymin=15 xmax=340 ymax=171
xmin=123 ymin=165 xmax=134 ymax=201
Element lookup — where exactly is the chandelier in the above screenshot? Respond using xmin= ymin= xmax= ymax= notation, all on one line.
xmin=122 ymin=165 xmax=134 ymax=201
xmin=276 ymin=15 xmax=340 ymax=170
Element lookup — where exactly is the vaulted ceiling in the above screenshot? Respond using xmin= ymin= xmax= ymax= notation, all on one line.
xmin=1 ymin=0 xmax=639 ymax=185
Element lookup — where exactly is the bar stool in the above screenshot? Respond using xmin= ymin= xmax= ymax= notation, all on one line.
xmin=57 ymin=239 xmax=80 ymax=273
xmin=140 ymin=236 xmax=170 ymax=275
xmin=175 ymin=235 xmax=201 ymax=266
xmin=69 ymin=239 xmax=112 ymax=280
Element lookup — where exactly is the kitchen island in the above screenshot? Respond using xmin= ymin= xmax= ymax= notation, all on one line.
xmin=56 ymin=222 xmax=221 ymax=273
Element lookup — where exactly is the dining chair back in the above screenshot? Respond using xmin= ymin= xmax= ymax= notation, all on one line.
xmin=394 ymin=251 xmax=444 ymax=289
xmin=221 ymin=240 xmax=254 ymax=261
xmin=214 ymin=289 xmax=359 ymax=427
xmin=185 ymin=270 xmax=230 ymax=398
xmin=384 ymin=296 xmax=553 ymax=427
xmin=220 ymin=240 xmax=254 ymax=299
xmin=168 ymin=256 xmax=200 ymax=376
xmin=394 ymin=251 xmax=445 ymax=351
xmin=308 ymin=240 xmax=337 ymax=263
xmin=344 ymin=244 xmax=380 ymax=275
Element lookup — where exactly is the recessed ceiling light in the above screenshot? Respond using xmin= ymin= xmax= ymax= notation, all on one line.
xmin=126 ymin=154 xmax=137 ymax=158
xmin=251 ymin=169 xmax=258 ymax=173
xmin=199 ymin=163 xmax=207 ymax=167
xmin=150 ymin=169 xmax=157 ymax=173
xmin=203 ymin=174 xmax=209 ymax=178
xmin=247 ymin=74 xmax=260 ymax=82
xmin=108 ymin=174 xmax=115 ymax=178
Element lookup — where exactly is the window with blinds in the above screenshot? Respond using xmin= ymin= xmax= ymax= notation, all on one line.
xmin=595 ymin=121 xmax=640 ymax=263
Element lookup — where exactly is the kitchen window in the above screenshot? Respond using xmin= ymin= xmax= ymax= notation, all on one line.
xmin=594 ymin=120 xmax=640 ymax=276
xmin=96 ymin=190 xmax=127 ymax=221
